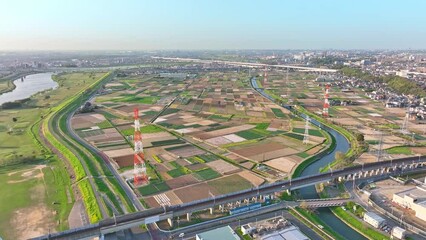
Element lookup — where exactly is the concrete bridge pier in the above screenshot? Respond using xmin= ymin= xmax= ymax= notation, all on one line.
xmin=235 ymin=200 xmax=241 ymax=207
xmin=244 ymin=198 xmax=250 ymax=205
xmin=186 ymin=212 xmax=192 ymax=222
xmin=219 ymin=204 xmax=225 ymax=212
xmin=375 ymin=169 xmax=380 ymax=175
xmin=338 ymin=176 xmax=344 ymax=182
xmin=227 ymin=202 xmax=233 ymax=209
xmin=167 ymin=218 xmax=173 ymax=227
xmin=286 ymin=189 xmax=291 ymax=195
xmin=209 ymin=207 xmax=214 ymax=214
xmin=252 ymin=196 xmax=258 ymax=203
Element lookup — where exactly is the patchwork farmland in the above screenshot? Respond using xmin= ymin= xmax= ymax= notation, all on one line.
xmin=71 ymin=71 xmax=330 ymax=209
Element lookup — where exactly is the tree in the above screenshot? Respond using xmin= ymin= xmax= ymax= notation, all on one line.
xmin=356 ymin=133 xmax=364 ymax=142
xmin=335 ymin=151 xmax=345 ymax=162
xmin=12 ymin=117 xmax=17 ymax=122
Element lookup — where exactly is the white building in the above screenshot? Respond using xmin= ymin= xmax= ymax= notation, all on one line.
xmin=391 ymin=226 xmax=406 ymax=239
xmin=241 ymin=224 xmax=255 ymax=235
xmin=261 ymin=225 xmax=310 ymax=240
xmin=363 ymin=212 xmax=386 ymax=228
xmin=392 ymin=185 xmax=426 ymax=222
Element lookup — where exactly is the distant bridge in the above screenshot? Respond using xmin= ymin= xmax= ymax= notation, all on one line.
xmin=33 ymin=156 xmax=426 ymax=240
xmin=153 ymin=57 xmax=338 ymax=73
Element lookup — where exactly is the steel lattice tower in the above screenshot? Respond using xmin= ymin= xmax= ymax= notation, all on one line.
xmin=322 ymin=84 xmax=330 ymax=117
xmin=133 ymin=108 xmax=148 ymax=186
xmin=401 ymin=108 xmax=409 ymax=134
xmin=376 ymin=131 xmax=384 ymax=162
xmin=263 ymin=66 xmax=268 ymax=84
xmin=303 ymin=116 xmax=310 ymax=144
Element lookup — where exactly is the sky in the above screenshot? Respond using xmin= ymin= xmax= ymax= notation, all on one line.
xmin=1 ymin=0 xmax=425 ymax=51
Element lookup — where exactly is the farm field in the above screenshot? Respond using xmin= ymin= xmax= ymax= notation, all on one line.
xmin=84 ymin=71 xmax=332 ymax=209
xmin=261 ymin=70 xmax=426 ymax=164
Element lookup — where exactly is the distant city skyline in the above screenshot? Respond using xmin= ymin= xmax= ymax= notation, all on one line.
xmin=1 ymin=0 xmax=426 ymax=51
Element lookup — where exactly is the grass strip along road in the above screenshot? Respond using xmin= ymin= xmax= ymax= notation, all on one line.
xmin=41 ymin=72 xmax=135 ymax=223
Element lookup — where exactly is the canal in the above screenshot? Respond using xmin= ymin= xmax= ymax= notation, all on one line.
xmin=251 ymin=77 xmax=366 ymax=240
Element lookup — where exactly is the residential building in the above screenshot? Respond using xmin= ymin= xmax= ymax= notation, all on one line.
xmin=391 ymin=226 xmax=406 ymax=239
xmin=363 ymin=212 xmax=386 ymax=228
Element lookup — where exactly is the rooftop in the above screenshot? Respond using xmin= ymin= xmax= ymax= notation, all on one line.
xmin=395 ymin=186 xmax=426 ymax=202
xmin=196 ymin=226 xmax=240 ymax=240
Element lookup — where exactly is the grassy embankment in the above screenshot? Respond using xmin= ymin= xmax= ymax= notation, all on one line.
xmin=43 ymin=72 xmax=136 ymax=223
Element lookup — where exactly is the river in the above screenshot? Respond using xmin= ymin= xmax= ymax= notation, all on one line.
xmin=251 ymin=77 xmax=366 ymax=240
xmin=0 ymin=72 xmax=58 ymax=105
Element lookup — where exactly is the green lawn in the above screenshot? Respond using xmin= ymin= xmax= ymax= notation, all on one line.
xmin=332 ymin=207 xmax=389 ymax=240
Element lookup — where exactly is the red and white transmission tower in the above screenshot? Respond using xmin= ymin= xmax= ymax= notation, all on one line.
xmin=133 ymin=108 xmax=148 ymax=186
xmin=263 ymin=67 xmax=268 ymax=84
xmin=322 ymin=84 xmax=330 ymax=117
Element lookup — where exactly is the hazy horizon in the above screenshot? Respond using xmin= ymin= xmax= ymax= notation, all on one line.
xmin=1 ymin=0 xmax=426 ymax=51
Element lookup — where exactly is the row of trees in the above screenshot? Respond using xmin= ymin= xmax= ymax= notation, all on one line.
xmin=340 ymin=67 xmax=426 ymax=97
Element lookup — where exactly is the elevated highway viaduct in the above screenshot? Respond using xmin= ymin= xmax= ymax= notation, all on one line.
xmin=153 ymin=57 xmax=338 ymax=73
xmin=33 ymin=156 xmax=426 ymax=240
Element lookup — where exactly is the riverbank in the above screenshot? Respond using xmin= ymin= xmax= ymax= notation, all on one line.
xmin=0 ymin=71 xmax=41 ymax=94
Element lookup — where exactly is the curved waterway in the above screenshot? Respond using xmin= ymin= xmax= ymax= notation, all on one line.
xmin=0 ymin=72 xmax=58 ymax=105
xmin=251 ymin=77 xmax=366 ymax=240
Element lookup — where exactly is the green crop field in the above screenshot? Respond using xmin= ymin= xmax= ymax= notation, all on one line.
xmin=207 ymin=175 xmax=253 ymax=195
xmin=151 ymin=139 xmax=185 ymax=147
xmin=193 ymin=168 xmax=221 ymax=181
xmin=271 ymin=108 xmax=286 ymax=118
xmin=112 ymin=95 xmax=160 ymax=104
xmin=197 ymin=154 xmax=218 ymax=162
xmin=138 ymin=182 xmax=170 ymax=196
xmin=386 ymin=146 xmax=412 ymax=155
xmin=292 ymin=128 xmax=323 ymax=137
xmin=235 ymin=129 xmax=263 ymax=140
xmin=283 ymin=132 xmax=304 ymax=141
xmin=96 ymin=120 xmax=113 ymax=129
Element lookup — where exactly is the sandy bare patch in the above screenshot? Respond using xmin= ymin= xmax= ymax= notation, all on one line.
xmin=264 ymin=157 xmax=297 ymax=173
xmin=206 ymin=136 xmax=233 ymax=145
xmin=207 ymin=160 xmax=240 ymax=175
xmin=104 ymin=148 xmax=134 ymax=158
xmin=223 ymin=134 xmax=246 ymax=143
xmin=238 ymin=170 xmax=265 ymax=186
xmin=10 ymin=204 xmax=56 ymax=240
